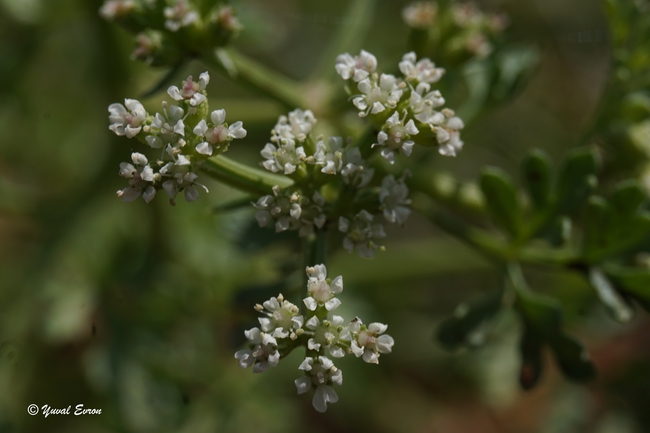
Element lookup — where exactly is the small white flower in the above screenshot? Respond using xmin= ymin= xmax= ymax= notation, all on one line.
xmin=372 ymin=111 xmax=419 ymax=164
xmin=99 ymin=0 xmax=135 ymax=20
xmin=108 ymin=99 xmax=147 ymax=138
xmin=335 ymin=50 xmax=377 ymax=82
xmin=257 ymin=294 xmax=303 ymax=339
xmin=194 ymin=109 xmax=247 ymax=156
xmin=402 ymin=1 xmax=437 ymax=29
xmin=161 ymin=168 xmax=209 ymax=205
xmin=116 ymin=152 xmax=157 ymax=203
xmin=260 ymin=141 xmax=306 ymax=175
xmin=349 ymin=319 xmax=394 ymax=364
xmin=339 ymin=211 xmax=386 ymax=258
xmin=164 ymin=0 xmax=199 ymax=32
xmin=252 ymin=188 xmax=325 ymax=237
xmin=379 ymin=174 xmax=412 ymax=225
xmin=399 ymin=52 xmax=445 ymax=83
xmin=150 ymin=103 xmax=186 ymax=147
xmin=294 ymin=356 xmax=342 ymax=412
xmin=353 ymin=74 xmax=403 ymax=117
xmin=271 ymin=109 xmax=317 ymax=145
xmin=304 ymin=315 xmax=348 ymax=358
xmin=435 ymin=110 xmax=465 ymax=157
xmin=409 ymin=82 xmax=446 ymax=125
xmin=340 ymin=147 xmax=375 ymax=188
xmin=167 ymin=72 xmax=210 ymax=106
xmin=234 ymin=327 xmax=280 ymax=373
xmin=313 ymin=137 xmax=345 ymax=175
xmin=303 ymin=264 xmax=344 ymax=311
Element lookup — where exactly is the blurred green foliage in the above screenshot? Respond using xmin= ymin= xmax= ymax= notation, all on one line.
xmin=1 ymin=0 xmax=650 ymax=432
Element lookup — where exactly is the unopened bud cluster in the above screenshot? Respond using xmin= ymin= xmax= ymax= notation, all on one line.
xmin=235 ymin=265 xmax=394 ymax=412
xmin=336 ymin=50 xmax=465 ymax=160
xmin=99 ymin=0 xmax=243 ymax=66
xmin=109 ymin=72 xmax=247 ymax=204
xmin=403 ymin=1 xmax=508 ymax=62
xmin=256 ymin=108 xmax=412 ymax=258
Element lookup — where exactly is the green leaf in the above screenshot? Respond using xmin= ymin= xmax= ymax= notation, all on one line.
xmin=603 ymin=265 xmax=650 ymax=312
xmin=437 ymin=292 xmax=503 ymax=350
xmin=518 ymin=323 xmax=544 ymax=390
xmin=555 ymin=148 xmax=599 ymax=213
xmin=583 ymin=196 xmax=610 ymax=253
xmin=587 ymin=267 xmax=635 ymax=323
xmin=522 ymin=149 xmax=552 ymax=210
xmin=515 ymin=287 xmax=563 ymax=340
xmin=583 ymin=198 xmax=650 ymax=262
xmin=549 ymin=334 xmax=597 ymax=382
xmin=609 ymin=180 xmax=646 ymax=216
xmin=508 ymin=263 xmax=596 ymax=387
xmin=539 ymin=216 xmax=571 ymax=247
xmin=480 ymin=167 xmax=522 ymax=237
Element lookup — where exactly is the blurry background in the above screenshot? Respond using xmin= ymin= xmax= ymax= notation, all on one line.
xmin=1 ymin=0 xmax=649 ymax=432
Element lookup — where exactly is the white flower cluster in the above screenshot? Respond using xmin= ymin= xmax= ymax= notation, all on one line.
xmin=260 ymin=109 xmax=376 ymax=186
xmin=235 ymin=265 xmax=395 ymax=412
xmin=402 ymin=1 xmax=438 ymax=29
xmin=164 ymin=0 xmax=199 ymax=32
xmin=402 ymin=1 xmax=509 ymax=59
xmin=255 ymin=108 xmax=413 ymax=255
xmin=108 ymin=72 xmax=247 ymax=204
xmin=253 ymin=186 xmax=326 ymax=237
xmin=336 ymin=50 xmax=465 ymax=162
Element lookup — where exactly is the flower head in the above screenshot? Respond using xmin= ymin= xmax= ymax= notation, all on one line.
xmin=349 ymin=319 xmax=395 ymax=364
xmin=295 ymin=356 xmax=343 ymax=412
xmin=335 ymin=50 xmax=377 ymax=82
xmin=372 ymin=111 xmax=419 ymax=164
xmin=194 ymin=109 xmax=247 ymax=156
xmin=164 ymin=0 xmax=200 ymax=32
xmin=116 ymin=152 xmax=157 ymax=203
xmin=234 ymin=327 xmax=281 ymax=373
xmin=353 ymin=74 xmax=403 ymax=117
xmin=379 ymin=174 xmax=412 ymax=225
xmin=303 ymin=265 xmax=343 ymax=311
xmin=339 ymin=211 xmax=386 ymax=258
xmin=167 ymin=72 xmax=210 ymax=106
xmin=399 ymin=52 xmax=445 ymax=84
xmin=108 ymin=99 xmax=147 ymax=138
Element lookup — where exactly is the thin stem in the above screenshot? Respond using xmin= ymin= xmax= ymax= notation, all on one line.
xmin=201 ymin=155 xmax=293 ymax=196
xmin=201 ymin=48 xmax=307 ymax=110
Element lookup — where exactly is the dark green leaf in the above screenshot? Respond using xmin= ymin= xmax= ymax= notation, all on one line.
xmin=508 ymin=263 xmax=596 ymax=387
xmin=479 ymin=167 xmax=521 ymax=237
xmin=556 ymin=148 xmax=600 ymax=213
xmin=539 ymin=216 xmax=571 ymax=247
xmin=583 ymin=196 xmax=610 ymax=253
xmin=610 ymin=180 xmax=646 ymax=216
xmin=549 ymin=334 xmax=597 ymax=382
xmin=522 ymin=149 xmax=552 ymax=210
xmin=437 ymin=292 xmax=503 ymax=350
xmin=603 ymin=265 xmax=650 ymax=312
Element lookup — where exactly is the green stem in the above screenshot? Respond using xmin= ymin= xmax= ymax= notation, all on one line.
xmin=201 ymin=155 xmax=293 ymax=195
xmin=416 ymin=200 xmax=579 ymax=267
xmin=202 ymin=48 xmax=307 ymax=110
